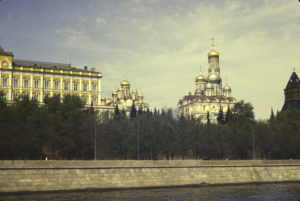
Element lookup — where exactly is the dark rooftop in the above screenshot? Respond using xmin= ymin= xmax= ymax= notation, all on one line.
xmin=285 ymin=72 xmax=300 ymax=89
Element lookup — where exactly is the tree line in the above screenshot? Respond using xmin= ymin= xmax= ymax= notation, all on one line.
xmin=0 ymin=94 xmax=299 ymax=160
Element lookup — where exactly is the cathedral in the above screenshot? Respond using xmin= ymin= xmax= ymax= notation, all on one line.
xmin=282 ymin=69 xmax=300 ymax=111
xmin=178 ymin=42 xmax=236 ymax=124
xmin=101 ymin=78 xmax=149 ymax=116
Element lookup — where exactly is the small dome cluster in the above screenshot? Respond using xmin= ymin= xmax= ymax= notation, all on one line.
xmin=102 ymin=78 xmax=149 ymax=115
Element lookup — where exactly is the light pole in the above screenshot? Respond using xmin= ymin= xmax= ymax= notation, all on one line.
xmin=137 ymin=116 xmax=140 ymax=160
xmin=252 ymin=122 xmax=255 ymax=160
xmin=94 ymin=110 xmax=99 ymax=160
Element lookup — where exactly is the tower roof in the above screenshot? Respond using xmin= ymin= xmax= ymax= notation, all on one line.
xmin=208 ymin=37 xmax=219 ymax=57
xmin=285 ymin=72 xmax=300 ymax=89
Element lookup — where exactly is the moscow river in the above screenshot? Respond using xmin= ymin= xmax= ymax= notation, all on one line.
xmin=1 ymin=183 xmax=300 ymax=201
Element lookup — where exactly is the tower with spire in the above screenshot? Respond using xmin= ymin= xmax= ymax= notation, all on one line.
xmin=178 ymin=39 xmax=236 ymax=124
xmin=282 ymin=68 xmax=300 ymax=111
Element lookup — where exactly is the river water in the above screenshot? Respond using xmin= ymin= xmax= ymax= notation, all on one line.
xmin=1 ymin=183 xmax=300 ymax=201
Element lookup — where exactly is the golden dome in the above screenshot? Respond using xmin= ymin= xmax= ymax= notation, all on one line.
xmin=112 ymin=90 xmax=118 ymax=95
xmin=121 ymin=79 xmax=130 ymax=87
xmin=106 ymin=99 xmax=112 ymax=105
xmin=132 ymin=89 xmax=138 ymax=94
xmin=208 ymin=49 xmax=219 ymax=57
xmin=101 ymin=97 xmax=106 ymax=101
xmin=118 ymin=87 xmax=123 ymax=92
xmin=195 ymin=73 xmax=206 ymax=82
xmin=138 ymin=93 xmax=143 ymax=98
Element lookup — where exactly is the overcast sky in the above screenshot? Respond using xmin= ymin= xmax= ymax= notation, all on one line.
xmin=0 ymin=0 xmax=299 ymax=120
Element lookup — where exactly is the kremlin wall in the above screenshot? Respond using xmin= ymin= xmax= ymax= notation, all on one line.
xmin=1 ymin=160 xmax=300 ymax=193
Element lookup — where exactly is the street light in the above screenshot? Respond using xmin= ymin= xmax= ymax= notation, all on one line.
xmin=137 ymin=115 xmax=140 ymax=160
xmin=252 ymin=122 xmax=255 ymax=160
xmin=94 ymin=110 xmax=99 ymax=160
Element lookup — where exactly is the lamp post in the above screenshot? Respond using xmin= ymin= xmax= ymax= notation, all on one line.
xmin=94 ymin=110 xmax=99 ymax=160
xmin=252 ymin=122 xmax=255 ymax=160
xmin=137 ymin=115 xmax=140 ymax=160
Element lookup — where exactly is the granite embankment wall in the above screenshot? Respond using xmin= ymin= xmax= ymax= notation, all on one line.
xmin=1 ymin=160 xmax=300 ymax=193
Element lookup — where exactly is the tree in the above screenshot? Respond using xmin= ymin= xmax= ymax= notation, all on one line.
xmin=130 ymin=104 xmax=137 ymax=119
xmin=138 ymin=107 xmax=143 ymax=115
xmin=206 ymin=111 xmax=210 ymax=125
xmin=114 ymin=105 xmax=120 ymax=116
xmin=0 ymin=46 xmax=4 ymax=52
xmin=217 ymin=107 xmax=224 ymax=124
xmin=231 ymin=100 xmax=254 ymax=121
xmin=270 ymin=108 xmax=275 ymax=120
xmin=224 ymin=106 xmax=232 ymax=123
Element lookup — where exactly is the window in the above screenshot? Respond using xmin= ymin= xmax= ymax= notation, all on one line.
xmin=74 ymin=82 xmax=78 ymax=91
xmin=13 ymin=77 xmax=19 ymax=87
xmin=34 ymin=79 xmax=40 ymax=88
xmin=2 ymin=76 xmax=8 ymax=86
xmin=83 ymin=82 xmax=88 ymax=91
xmin=64 ymin=81 xmax=69 ymax=90
xmin=54 ymin=80 xmax=59 ymax=89
xmin=12 ymin=92 xmax=18 ymax=101
xmin=44 ymin=79 xmax=50 ymax=89
xmin=92 ymin=96 xmax=97 ymax=105
xmin=82 ymin=96 xmax=87 ymax=105
xmin=92 ymin=83 xmax=97 ymax=91
xmin=23 ymin=78 xmax=29 ymax=88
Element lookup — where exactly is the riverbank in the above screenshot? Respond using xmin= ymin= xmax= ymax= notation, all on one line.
xmin=1 ymin=160 xmax=300 ymax=194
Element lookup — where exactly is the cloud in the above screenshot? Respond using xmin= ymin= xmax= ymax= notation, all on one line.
xmin=96 ymin=17 xmax=106 ymax=25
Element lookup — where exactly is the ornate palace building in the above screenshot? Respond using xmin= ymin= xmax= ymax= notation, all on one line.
xmin=0 ymin=50 xmax=112 ymax=114
xmin=101 ymin=78 xmax=149 ymax=116
xmin=282 ymin=69 xmax=300 ymax=111
xmin=178 ymin=42 xmax=236 ymax=124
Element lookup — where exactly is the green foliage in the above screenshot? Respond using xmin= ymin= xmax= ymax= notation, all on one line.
xmin=1 ymin=98 xmax=300 ymax=160
xmin=0 ymin=46 xmax=4 ymax=52
xmin=0 ymin=94 xmax=94 ymax=160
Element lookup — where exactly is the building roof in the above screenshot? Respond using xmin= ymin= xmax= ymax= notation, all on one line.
xmin=178 ymin=94 xmax=236 ymax=105
xmin=282 ymin=100 xmax=300 ymax=111
xmin=12 ymin=59 xmax=96 ymax=73
xmin=0 ymin=52 xmax=14 ymax=57
xmin=285 ymin=72 xmax=300 ymax=89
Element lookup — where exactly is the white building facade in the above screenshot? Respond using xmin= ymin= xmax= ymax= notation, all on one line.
xmin=178 ymin=44 xmax=236 ymax=124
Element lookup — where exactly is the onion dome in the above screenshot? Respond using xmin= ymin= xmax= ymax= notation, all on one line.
xmin=121 ymin=79 xmax=130 ymax=87
xmin=101 ymin=97 xmax=106 ymax=104
xmin=208 ymin=73 xmax=221 ymax=82
xmin=106 ymin=98 xmax=112 ymax=105
xmin=206 ymin=83 xmax=213 ymax=89
xmin=132 ymin=89 xmax=138 ymax=94
xmin=118 ymin=87 xmax=123 ymax=92
xmin=208 ymin=49 xmax=219 ymax=57
xmin=138 ymin=93 xmax=143 ymax=98
xmin=223 ymin=84 xmax=231 ymax=92
xmin=112 ymin=90 xmax=118 ymax=96
xmin=195 ymin=73 xmax=206 ymax=83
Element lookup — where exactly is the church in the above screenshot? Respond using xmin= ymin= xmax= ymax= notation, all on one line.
xmin=101 ymin=78 xmax=149 ymax=117
xmin=178 ymin=42 xmax=236 ymax=124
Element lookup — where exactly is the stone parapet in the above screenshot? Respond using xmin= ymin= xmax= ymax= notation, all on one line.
xmin=1 ymin=160 xmax=300 ymax=193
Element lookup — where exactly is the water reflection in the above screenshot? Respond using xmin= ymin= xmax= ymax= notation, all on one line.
xmin=1 ymin=183 xmax=300 ymax=201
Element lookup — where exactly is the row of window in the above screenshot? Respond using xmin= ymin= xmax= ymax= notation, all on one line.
xmin=1 ymin=76 xmax=97 ymax=91
xmin=1 ymin=91 xmax=98 ymax=105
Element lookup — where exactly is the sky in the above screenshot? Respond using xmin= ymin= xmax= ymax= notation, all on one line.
xmin=0 ymin=0 xmax=299 ymax=120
